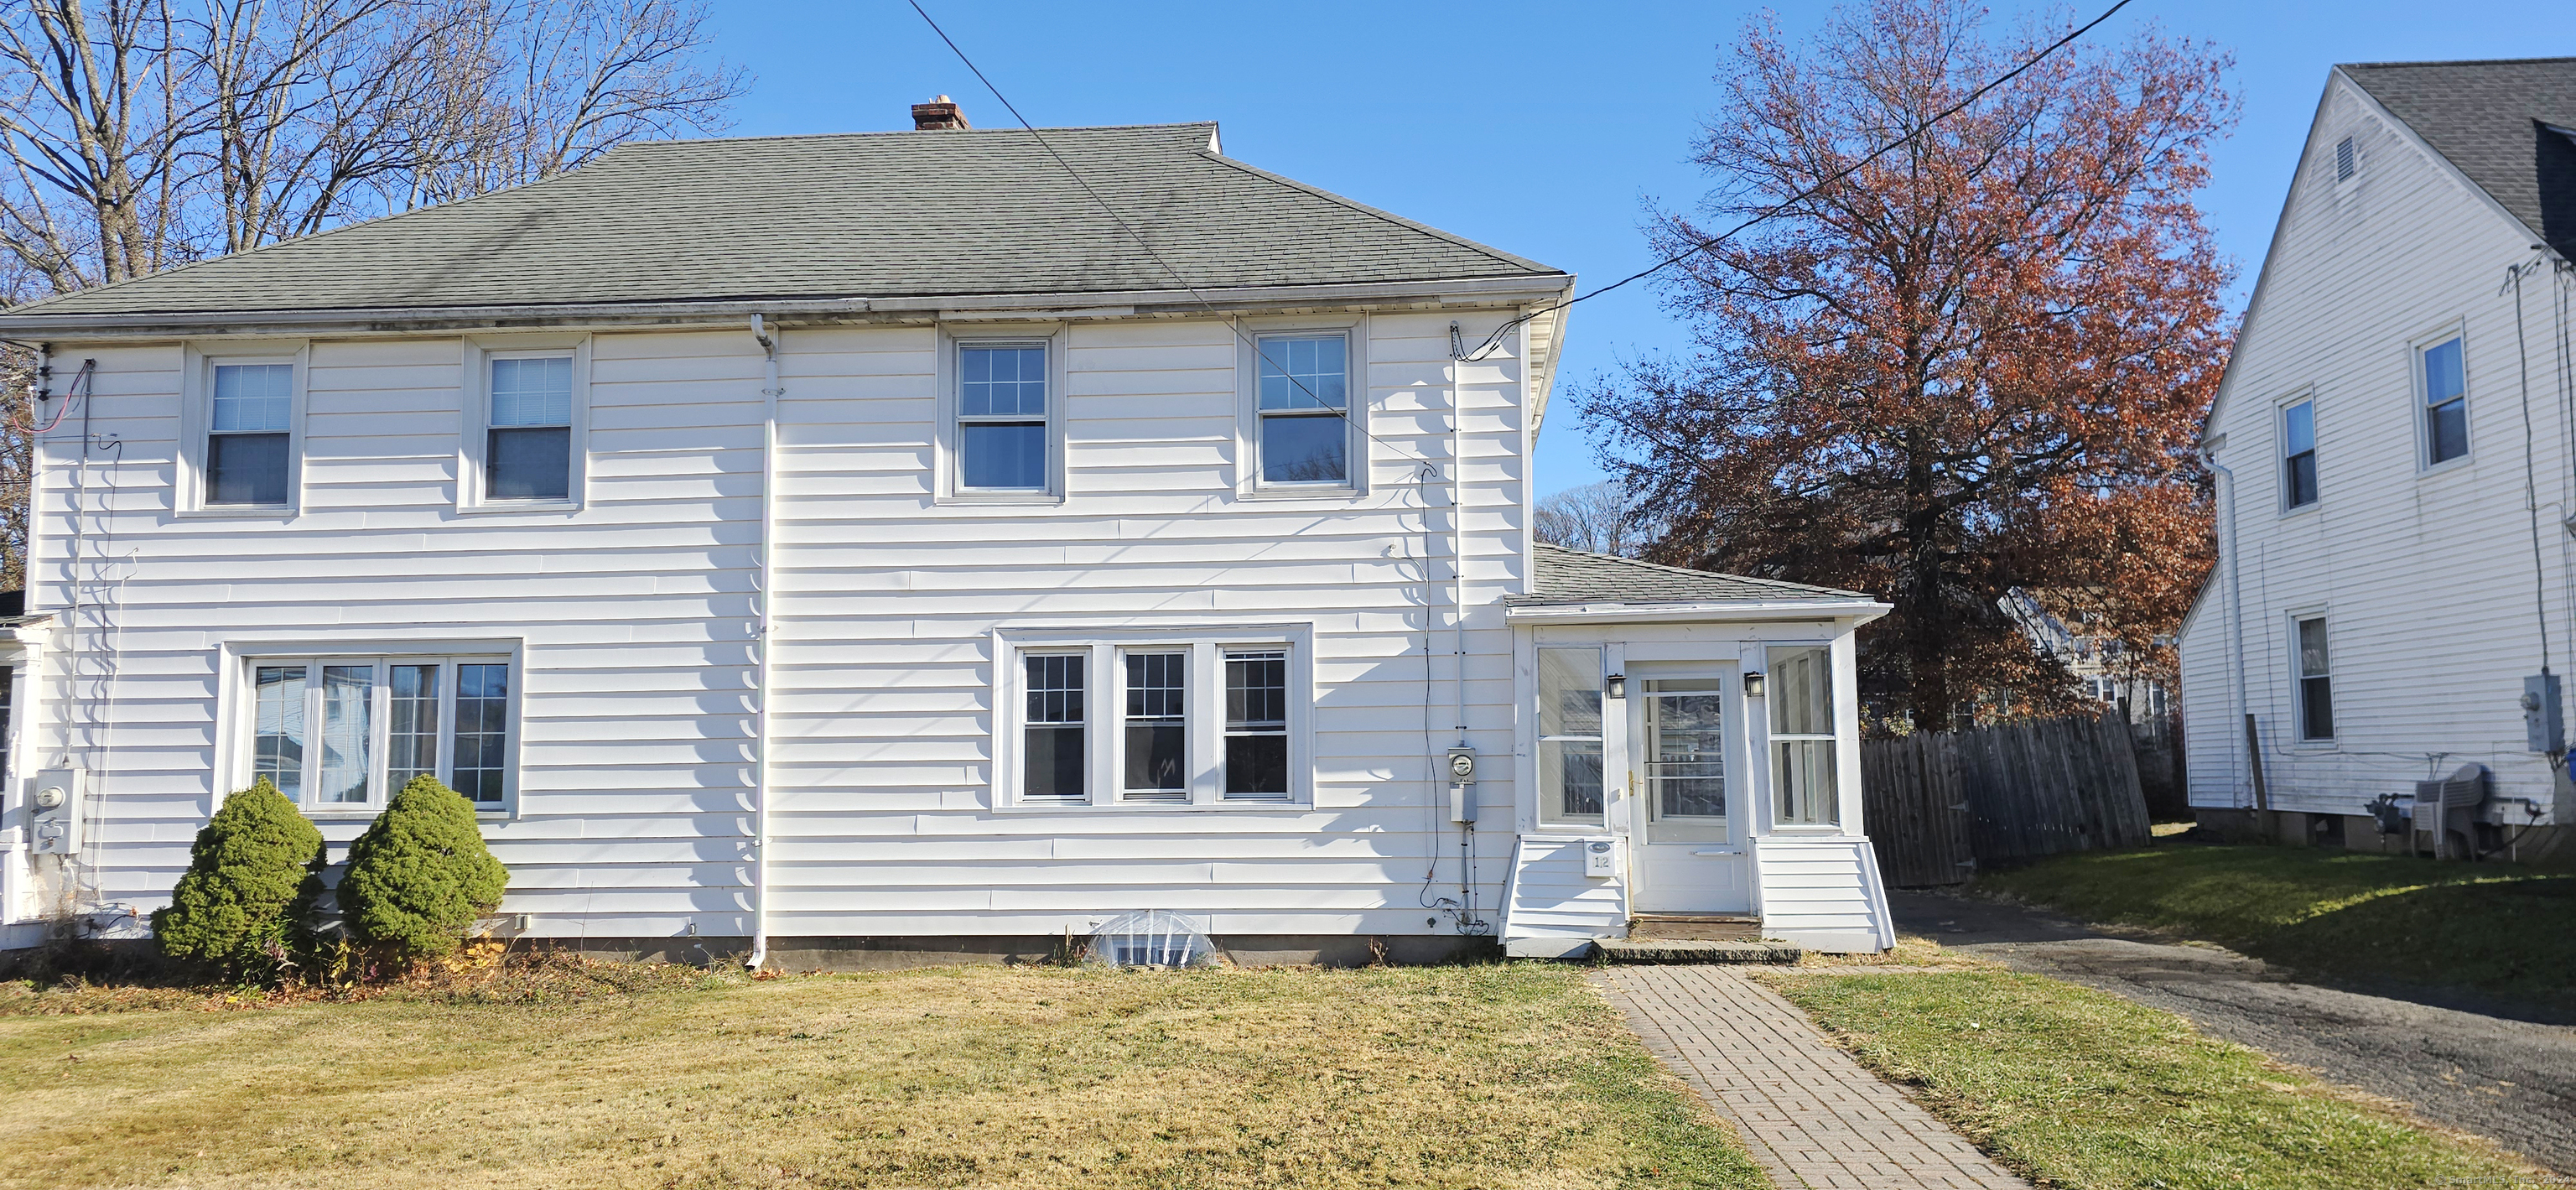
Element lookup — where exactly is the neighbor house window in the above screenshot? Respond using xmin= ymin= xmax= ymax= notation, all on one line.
xmin=1000 ymin=634 xmax=1307 ymax=806
xmin=2282 ymin=398 xmax=2317 ymax=508
xmin=1254 ymin=333 xmax=1351 ymax=486
xmin=2295 ymin=616 xmax=2334 ymax=741
xmin=1768 ymin=646 xmax=1841 ymax=828
xmin=958 ymin=342 xmax=1048 ymax=491
xmin=2422 ymin=336 xmax=2467 ymax=465
xmin=206 ymin=362 xmax=293 ymax=507
xmin=1537 ymin=647 xmax=1605 ymax=823
xmin=487 ymin=356 xmax=573 ymax=501
xmin=246 ymin=656 xmax=514 ymax=808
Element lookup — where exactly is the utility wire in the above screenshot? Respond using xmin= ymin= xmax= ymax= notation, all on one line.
xmin=1457 ymin=0 xmax=2135 ymax=361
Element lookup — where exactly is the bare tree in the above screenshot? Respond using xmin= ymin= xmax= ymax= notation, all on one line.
xmin=1535 ymin=481 xmax=1652 ymax=557
xmin=0 ymin=0 xmax=748 ymax=586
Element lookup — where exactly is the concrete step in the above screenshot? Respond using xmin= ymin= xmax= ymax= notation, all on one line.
xmin=1593 ymin=938 xmax=1802 ymax=964
xmin=1628 ymin=913 xmax=1763 ymax=941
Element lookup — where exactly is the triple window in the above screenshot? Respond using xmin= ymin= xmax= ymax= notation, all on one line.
xmin=1008 ymin=637 xmax=1304 ymax=806
xmin=248 ymin=655 xmax=514 ymax=809
xmin=2420 ymin=335 xmax=2468 ymax=465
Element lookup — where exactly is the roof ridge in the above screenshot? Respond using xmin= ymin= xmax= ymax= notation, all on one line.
xmin=628 ymin=122 xmax=1219 ymax=148
xmin=2339 ymin=56 xmax=2576 ymax=70
xmin=1531 ymin=541 xmax=1872 ymax=599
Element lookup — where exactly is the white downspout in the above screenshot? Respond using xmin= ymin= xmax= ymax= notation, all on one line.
xmin=745 ymin=315 xmax=782 ymax=971
xmin=2204 ymin=448 xmax=2249 ymax=810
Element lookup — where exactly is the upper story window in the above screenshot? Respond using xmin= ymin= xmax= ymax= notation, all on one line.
xmin=1768 ymin=645 xmax=1841 ymax=829
xmin=998 ymin=631 xmax=1308 ymax=808
xmin=247 ymin=653 xmax=515 ymax=812
xmin=958 ymin=343 xmax=1048 ymax=491
xmin=2282 ymin=398 xmax=2318 ymax=508
xmin=2294 ymin=615 xmax=2334 ymax=741
xmin=486 ymin=356 xmax=573 ymax=501
xmin=206 ymin=362 xmax=294 ymax=507
xmin=1254 ymin=334 xmax=1352 ymax=487
xmin=2421 ymin=335 xmax=2468 ymax=465
xmin=1536 ymin=647 xmax=1605 ymax=824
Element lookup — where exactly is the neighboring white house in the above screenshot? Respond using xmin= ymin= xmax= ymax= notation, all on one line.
xmin=2180 ymin=59 xmax=2576 ymax=856
xmin=0 ymin=105 xmax=1896 ymax=960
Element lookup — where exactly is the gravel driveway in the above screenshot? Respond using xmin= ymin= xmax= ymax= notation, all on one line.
xmin=1888 ymin=889 xmax=2576 ymax=1173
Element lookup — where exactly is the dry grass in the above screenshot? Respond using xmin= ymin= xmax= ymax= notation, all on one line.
xmin=1788 ymin=933 xmax=1992 ymax=971
xmin=0 ymin=962 xmax=1766 ymax=1189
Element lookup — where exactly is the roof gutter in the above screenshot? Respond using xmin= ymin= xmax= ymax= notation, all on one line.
xmin=0 ymin=275 xmax=1575 ymax=340
xmin=1503 ymin=599 xmax=1892 ymax=626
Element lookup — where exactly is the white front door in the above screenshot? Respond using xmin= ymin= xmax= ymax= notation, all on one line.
xmin=1628 ymin=667 xmax=1749 ymax=913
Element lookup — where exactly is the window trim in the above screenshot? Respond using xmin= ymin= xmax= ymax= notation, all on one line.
xmin=937 ymin=323 xmax=1068 ymax=506
xmin=990 ymin=624 xmax=1313 ymax=810
xmin=460 ymin=335 xmax=590 ymax=512
xmin=177 ymin=340 xmax=309 ymax=517
xmin=2289 ymin=609 xmax=2336 ymax=746
xmin=217 ymin=639 xmax=525 ymax=817
xmin=2277 ymin=391 xmax=2319 ymax=513
xmin=1236 ymin=315 xmax=1367 ymax=501
xmin=2411 ymin=322 xmax=2471 ymax=473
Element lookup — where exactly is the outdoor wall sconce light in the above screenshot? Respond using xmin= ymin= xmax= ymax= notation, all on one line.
xmin=1744 ymin=671 xmax=1768 ymax=698
xmin=1606 ymin=673 xmax=1626 ymax=699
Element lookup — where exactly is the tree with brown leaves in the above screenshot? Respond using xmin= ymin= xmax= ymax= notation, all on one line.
xmin=1581 ymin=0 xmax=2234 ymax=730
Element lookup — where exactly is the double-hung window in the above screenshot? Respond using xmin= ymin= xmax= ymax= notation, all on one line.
xmin=2421 ymin=335 xmax=2468 ymax=465
xmin=1253 ymin=332 xmax=1353 ymax=488
xmin=1537 ymin=647 xmax=1606 ymax=824
xmin=958 ymin=342 xmax=1049 ymax=491
xmin=206 ymin=362 xmax=295 ymax=507
xmin=2295 ymin=616 xmax=2334 ymax=741
xmin=1767 ymin=646 xmax=1841 ymax=828
xmin=2282 ymin=398 xmax=2317 ymax=508
xmin=1000 ymin=631 xmax=1307 ymax=806
xmin=487 ymin=356 xmax=574 ymax=501
xmin=247 ymin=654 xmax=515 ymax=810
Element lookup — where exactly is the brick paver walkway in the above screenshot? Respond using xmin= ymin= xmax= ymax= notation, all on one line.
xmin=1596 ymin=966 xmax=2030 ymax=1190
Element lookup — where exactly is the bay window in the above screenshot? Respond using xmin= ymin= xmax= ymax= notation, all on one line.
xmin=245 ymin=655 xmax=515 ymax=810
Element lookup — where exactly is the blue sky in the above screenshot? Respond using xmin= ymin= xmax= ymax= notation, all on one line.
xmin=706 ymin=1 xmax=2566 ymax=497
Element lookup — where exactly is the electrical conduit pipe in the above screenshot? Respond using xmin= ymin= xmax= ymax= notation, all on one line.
xmin=745 ymin=316 xmax=782 ymax=971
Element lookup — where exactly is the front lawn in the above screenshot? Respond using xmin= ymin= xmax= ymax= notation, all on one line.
xmin=0 ymin=963 xmax=1766 ymax=1190
xmin=1762 ymin=968 xmax=2534 ymax=1189
xmin=1976 ymin=844 xmax=2576 ymax=1013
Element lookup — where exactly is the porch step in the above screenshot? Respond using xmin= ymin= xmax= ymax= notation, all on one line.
xmin=1594 ymin=938 xmax=1803 ymax=964
xmin=1627 ymin=914 xmax=1764 ymax=942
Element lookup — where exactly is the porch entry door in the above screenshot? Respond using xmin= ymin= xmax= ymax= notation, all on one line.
xmin=1628 ymin=665 xmax=1750 ymax=914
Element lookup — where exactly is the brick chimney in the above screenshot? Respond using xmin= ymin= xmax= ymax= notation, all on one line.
xmin=911 ymin=95 xmax=970 ymax=131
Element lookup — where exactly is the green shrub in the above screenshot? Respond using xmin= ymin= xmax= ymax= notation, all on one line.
xmin=339 ymin=776 xmax=509 ymax=961
xmin=153 ymin=778 xmax=324 ymax=978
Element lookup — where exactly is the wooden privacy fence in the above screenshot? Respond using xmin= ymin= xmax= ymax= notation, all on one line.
xmin=1860 ymin=713 xmax=2156 ymax=886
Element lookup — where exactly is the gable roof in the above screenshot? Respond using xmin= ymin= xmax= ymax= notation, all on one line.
xmin=1508 ymin=543 xmax=1877 ymax=607
xmin=2340 ymin=57 xmax=2576 ymax=257
xmin=8 ymin=122 xmax=1565 ymax=320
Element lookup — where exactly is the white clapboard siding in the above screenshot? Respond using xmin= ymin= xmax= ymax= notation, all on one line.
xmin=2179 ymin=72 xmax=2575 ymax=822
xmin=1499 ymin=835 xmax=1628 ymax=957
xmin=23 ymin=310 xmax=1535 ymax=941
xmin=1751 ymin=836 xmax=1892 ymax=954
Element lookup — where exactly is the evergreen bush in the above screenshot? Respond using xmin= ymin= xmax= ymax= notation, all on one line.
xmin=152 ymin=778 xmax=324 ymax=978
xmin=339 ymin=775 xmax=509 ymax=962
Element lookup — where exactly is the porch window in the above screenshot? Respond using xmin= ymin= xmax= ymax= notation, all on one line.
xmin=1537 ymin=647 xmax=1605 ymax=823
xmin=245 ymin=655 xmax=514 ymax=810
xmin=1768 ymin=646 xmax=1840 ymax=828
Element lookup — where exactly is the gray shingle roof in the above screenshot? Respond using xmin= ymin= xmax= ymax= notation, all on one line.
xmin=9 ymin=122 xmax=1564 ymax=318
xmin=2340 ymin=58 xmax=2576 ymax=257
xmin=1509 ymin=543 xmax=1878 ymax=607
